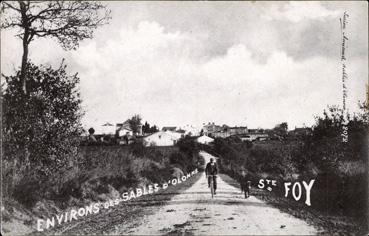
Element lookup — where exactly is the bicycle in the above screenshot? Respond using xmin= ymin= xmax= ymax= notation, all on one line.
xmin=207 ymin=175 xmax=217 ymax=198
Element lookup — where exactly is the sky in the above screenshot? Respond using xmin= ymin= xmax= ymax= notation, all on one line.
xmin=1 ymin=1 xmax=368 ymax=130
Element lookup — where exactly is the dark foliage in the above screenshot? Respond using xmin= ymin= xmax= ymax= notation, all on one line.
xmin=3 ymin=63 xmax=83 ymax=190
xmin=128 ymin=114 xmax=142 ymax=135
xmin=142 ymin=121 xmax=159 ymax=134
xmin=210 ymin=104 xmax=368 ymax=219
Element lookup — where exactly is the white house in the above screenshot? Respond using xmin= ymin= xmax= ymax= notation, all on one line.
xmin=143 ymin=131 xmax=181 ymax=146
xmin=117 ymin=127 xmax=133 ymax=137
xmin=180 ymin=124 xmax=200 ymax=136
xmin=196 ymin=135 xmax=214 ymax=144
xmin=116 ymin=119 xmax=143 ymax=137
xmin=165 ymin=130 xmax=184 ymax=139
xmin=116 ymin=120 xmax=133 ymax=137
xmin=239 ymin=133 xmax=269 ymax=141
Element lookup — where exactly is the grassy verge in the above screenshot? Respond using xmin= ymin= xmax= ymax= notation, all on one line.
xmin=3 ymin=138 xmax=201 ymax=235
xmin=220 ymin=173 xmax=367 ymax=236
xmin=32 ymin=170 xmax=203 ymax=235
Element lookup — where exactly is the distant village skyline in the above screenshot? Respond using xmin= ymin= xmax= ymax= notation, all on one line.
xmin=91 ymin=118 xmax=308 ymax=136
xmin=2 ymin=2 xmax=367 ymax=131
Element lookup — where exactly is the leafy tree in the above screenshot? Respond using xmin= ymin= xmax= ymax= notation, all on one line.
xmin=150 ymin=125 xmax=159 ymax=133
xmin=88 ymin=127 xmax=95 ymax=135
xmin=1 ymin=1 xmax=111 ymax=93
xmin=142 ymin=121 xmax=150 ymax=134
xmin=3 ymin=62 xmax=83 ymax=178
xmin=87 ymin=127 xmax=96 ymax=143
xmin=295 ymin=105 xmax=369 ymax=174
xmin=128 ymin=114 xmax=142 ymax=135
xmin=142 ymin=121 xmax=159 ymax=134
xmin=273 ymin=122 xmax=288 ymax=140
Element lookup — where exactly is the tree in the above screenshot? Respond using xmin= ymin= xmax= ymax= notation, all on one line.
xmin=142 ymin=121 xmax=150 ymax=134
xmin=273 ymin=122 xmax=288 ymax=140
xmin=88 ymin=127 xmax=96 ymax=142
xmin=150 ymin=125 xmax=159 ymax=133
xmin=3 ymin=62 xmax=83 ymax=178
xmin=88 ymin=127 xmax=95 ymax=135
xmin=142 ymin=121 xmax=159 ymax=134
xmin=1 ymin=1 xmax=111 ymax=94
xmin=128 ymin=114 xmax=142 ymax=135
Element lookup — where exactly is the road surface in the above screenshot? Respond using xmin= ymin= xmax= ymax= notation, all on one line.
xmin=112 ymin=151 xmax=318 ymax=235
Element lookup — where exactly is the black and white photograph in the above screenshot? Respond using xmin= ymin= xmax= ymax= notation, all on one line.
xmin=1 ymin=1 xmax=368 ymax=235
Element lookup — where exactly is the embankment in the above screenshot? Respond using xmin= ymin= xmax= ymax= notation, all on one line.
xmin=2 ymin=139 xmax=202 ymax=235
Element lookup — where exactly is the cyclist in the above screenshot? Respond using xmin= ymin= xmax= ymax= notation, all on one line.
xmin=205 ymin=158 xmax=218 ymax=195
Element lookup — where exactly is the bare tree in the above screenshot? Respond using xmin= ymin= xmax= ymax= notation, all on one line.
xmin=1 ymin=1 xmax=111 ymax=94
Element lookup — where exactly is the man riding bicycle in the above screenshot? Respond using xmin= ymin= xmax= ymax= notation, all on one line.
xmin=205 ymin=158 xmax=218 ymax=195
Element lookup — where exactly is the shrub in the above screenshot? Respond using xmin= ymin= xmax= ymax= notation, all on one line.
xmin=130 ymin=139 xmax=146 ymax=157
xmin=3 ymin=62 xmax=83 ymax=194
xmin=141 ymin=163 xmax=172 ymax=184
xmin=13 ymin=176 xmax=43 ymax=208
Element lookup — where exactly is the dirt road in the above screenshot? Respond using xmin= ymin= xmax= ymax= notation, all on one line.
xmin=111 ymin=151 xmax=318 ymax=235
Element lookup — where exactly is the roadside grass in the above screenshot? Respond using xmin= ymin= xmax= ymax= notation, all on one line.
xmin=35 ymin=170 xmax=204 ymax=235
xmin=3 ymin=141 xmax=201 ymax=236
xmin=219 ymin=173 xmax=367 ymax=236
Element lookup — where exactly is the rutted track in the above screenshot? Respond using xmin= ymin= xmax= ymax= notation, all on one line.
xmin=42 ymin=151 xmax=318 ymax=235
xmin=111 ymin=151 xmax=318 ymax=235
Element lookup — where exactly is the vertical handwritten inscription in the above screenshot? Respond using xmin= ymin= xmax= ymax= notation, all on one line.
xmin=340 ymin=12 xmax=349 ymax=143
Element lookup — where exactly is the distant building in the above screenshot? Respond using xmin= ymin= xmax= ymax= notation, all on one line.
xmin=289 ymin=127 xmax=312 ymax=137
xmin=180 ymin=124 xmax=200 ymax=136
xmin=239 ymin=133 xmax=268 ymax=141
xmin=101 ymin=122 xmax=115 ymax=135
xmin=177 ymin=129 xmax=186 ymax=134
xmin=228 ymin=126 xmax=248 ymax=135
xmin=203 ymin=122 xmax=222 ymax=136
xmin=116 ymin=120 xmax=133 ymax=137
xmin=116 ymin=119 xmax=142 ymax=137
xmin=206 ymin=123 xmax=248 ymax=138
xmin=143 ymin=131 xmax=181 ymax=146
xmin=248 ymin=128 xmax=264 ymax=134
xmin=196 ymin=135 xmax=214 ymax=144
xmin=212 ymin=131 xmax=229 ymax=138
xmin=162 ymin=126 xmax=177 ymax=132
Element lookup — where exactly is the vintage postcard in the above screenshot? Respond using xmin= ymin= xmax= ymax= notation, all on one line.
xmin=1 ymin=1 xmax=368 ymax=235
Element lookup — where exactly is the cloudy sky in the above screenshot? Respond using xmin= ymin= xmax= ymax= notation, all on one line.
xmin=1 ymin=1 xmax=368 ymax=130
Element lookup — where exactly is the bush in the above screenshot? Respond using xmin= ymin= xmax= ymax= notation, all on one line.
xmin=13 ymin=176 xmax=43 ymax=208
xmin=211 ymin=104 xmax=368 ymax=220
xmin=129 ymin=139 xmax=146 ymax=157
xmin=3 ymin=62 xmax=83 ymax=188
xmin=141 ymin=163 xmax=172 ymax=184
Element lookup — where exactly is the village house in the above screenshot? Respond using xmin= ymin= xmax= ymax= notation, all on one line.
xmin=239 ymin=133 xmax=269 ymax=141
xmin=196 ymin=135 xmax=214 ymax=145
xmin=162 ymin=126 xmax=177 ymax=132
xmin=143 ymin=131 xmax=182 ymax=146
xmin=208 ymin=123 xmax=248 ymax=138
xmin=239 ymin=128 xmax=269 ymax=141
xmin=116 ymin=120 xmax=133 ymax=137
xmin=228 ymin=126 xmax=248 ymax=135
xmin=116 ymin=119 xmax=143 ymax=137
xmin=180 ymin=124 xmax=200 ymax=136
xmin=202 ymin=122 xmax=222 ymax=136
